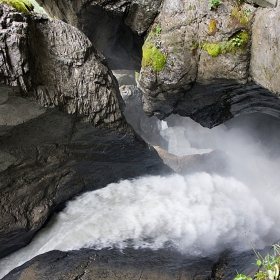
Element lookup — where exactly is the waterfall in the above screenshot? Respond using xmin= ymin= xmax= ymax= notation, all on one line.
xmin=1 ymin=113 xmax=280 ymax=278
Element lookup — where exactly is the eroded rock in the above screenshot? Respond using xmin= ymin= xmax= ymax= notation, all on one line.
xmin=0 ymin=4 xmax=126 ymax=129
xmin=0 ymin=85 xmax=170 ymax=258
xmin=250 ymin=7 xmax=280 ymax=96
xmin=35 ymin=0 xmax=162 ymax=69
xmin=139 ymin=0 xmax=255 ymax=121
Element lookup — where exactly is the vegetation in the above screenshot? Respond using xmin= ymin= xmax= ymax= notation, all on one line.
xmin=0 ymin=0 xmax=33 ymax=14
xmin=209 ymin=0 xmax=222 ymax=10
xmin=231 ymin=7 xmax=252 ymax=27
xmin=142 ymin=42 xmax=167 ymax=72
xmin=234 ymin=244 xmax=280 ymax=280
xmin=142 ymin=24 xmax=167 ymax=73
xmin=209 ymin=19 xmax=218 ymax=35
xmin=202 ymin=31 xmax=249 ymax=57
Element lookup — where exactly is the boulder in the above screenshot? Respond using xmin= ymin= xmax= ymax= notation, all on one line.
xmin=154 ymin=146 xmax=228 ymax=175
xmin=0 ymin=4 xmax=126 ymax=129
xmin=2 ymin=247 xmax=221 ymax=280
xmin=0 ymin=85 xmax=171 ymax=259
xmin=138 ymin=0 xmax=255 ymax=120
xmin=34 ymin=0 xmax=163 ymax=69
xmin=250 ymin=7 xmax=280 ymax=96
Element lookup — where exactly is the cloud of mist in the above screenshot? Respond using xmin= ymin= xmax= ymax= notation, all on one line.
xmin=1 ymin=113 xmax=280 ymax=278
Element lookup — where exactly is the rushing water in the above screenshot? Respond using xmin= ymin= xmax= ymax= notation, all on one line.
xmin=1 ymin=114 xmax=280 ymax=278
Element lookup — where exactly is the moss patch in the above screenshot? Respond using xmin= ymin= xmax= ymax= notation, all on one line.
xmin=0 ymin=0 xmax=34 ymax=14
xmin=231 ymin=8 xmax=252 ymax=27
xmin=209 ymin=19 xmax=218 ymax=36
xmin=202 ymin=31 xmax=249 ymax=57
xmin=142 ymin=42 xmax=167 ymax=72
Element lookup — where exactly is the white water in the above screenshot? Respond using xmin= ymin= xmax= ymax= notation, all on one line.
xmin=1 ymin=114 xmax=280 ymax=278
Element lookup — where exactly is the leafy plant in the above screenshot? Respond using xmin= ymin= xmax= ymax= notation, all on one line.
xmin=155 ymin=25 xmax=162 ymax=35
xmin=232 ymin=37 xmax=242 ymax=47
xmin=234 ymin=244 xmax=280 ymax=280
xmin=234 ymin=274 xmax=252 ymax=280
xmin=209 ymin=0 xmax=222 ymax=10
xmin=245 ymin=8 xmax=252 ymax=15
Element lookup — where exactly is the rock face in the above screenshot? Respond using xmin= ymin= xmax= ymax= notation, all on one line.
xmin=138 ymin=0 xmax=254 ymax=121
xmin=35 ymin=0 xmax=162 ymax=69
xmin=137 ymin=0 xmax=280 ymax=127
xmin=0 ymin=85 xmax=171 ymax=259
xmin=3 ymin=240 xmax=280 ymax=280
xmin=250 ymin=7 xmax=280 ymax=97
xmin=2 ymin=248 xmax=219 ymax=280
xmin=0 ymin=4 xmax=126 ymax=129
xmin=21 ymin=0 xmax=280 ymax=128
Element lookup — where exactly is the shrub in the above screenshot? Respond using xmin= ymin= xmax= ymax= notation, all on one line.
xmin=234 ymin=244 xmax=280 ymax=280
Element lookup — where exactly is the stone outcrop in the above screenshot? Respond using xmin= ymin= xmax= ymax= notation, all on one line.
xmin=34 ymin=0 xmax=162 ymax=69
xmin=2 ymin=247 xmax=221 ymax=280
xmin=3 ymin=239 xmax=280 ymax=280
xmin=137 ymin=0 xmax=280 ymax=127
xmin=19 ymin=0 xmax=280 ymax=128
xmin=0 ymin=4 xmax=126 ymax=129
xmin=154 ymin=146 xmax=228 ymax=175
xmin=250 ymin=7 xmax=280 ymax=96
xmin=0 ymin=85 xmax=170 ymax=259
xmin=138 ymin=0 xmax=254 ymax=121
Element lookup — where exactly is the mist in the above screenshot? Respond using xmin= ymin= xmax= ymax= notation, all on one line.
xmin=0 ymin=113 xmax=280 ymax=278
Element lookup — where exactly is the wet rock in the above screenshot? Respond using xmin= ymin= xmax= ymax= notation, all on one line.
xmin=35 ymin=0 xmax=162 ymax=69
xmin=0 ymin=85 xmax=171 ymax=258
xmin=120 ymin=85 xmax=166 ymax=146
xmin=0 ymin=5 xmax=126 ymax=129
xmin=154 ymin=146 xmax=228 ymax=175
xmin=2 ymin=248 xmax=217 ymax=280
xmin=250 ymin=7 xmax=280 ymax=96
xmin=139 ymin=0 xmax=255 ymax=121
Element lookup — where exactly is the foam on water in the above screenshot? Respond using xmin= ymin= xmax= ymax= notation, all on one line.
xmin=1 ymin=114 xmax=280 ymax=278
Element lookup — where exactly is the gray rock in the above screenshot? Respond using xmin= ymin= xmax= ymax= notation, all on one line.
xmin=0 ymin=5 xmax=126 ymax=129
xmin=138 ymin=0 xmax=255 ymax=120
xmin=34 ymin=0 xmax=162 ymax=69
xmin=250 ymin=7 xmax=280 ymax=96
xmin=2 ymin=248 xmax=219 ymax=280
xmin=0 ymin=85 xmax=171 ymax=258
xmin=120 ymin=85 xmax=166 ymax=146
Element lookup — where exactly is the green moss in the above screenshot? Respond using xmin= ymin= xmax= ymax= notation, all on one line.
xmin=0 ymin=0 xmax=33 ymax=13
xmin=231 ymin=8 xmax=252 ymax=27
xmin=142 ymin=42 xmax=167 ymax=72
xmin=190 ymin=42 xmax=199 ymax=51
xmin=202 ymin=42 xmax=222 ymax=57
xmin=202 ymin=31 xmax=249 ymax=57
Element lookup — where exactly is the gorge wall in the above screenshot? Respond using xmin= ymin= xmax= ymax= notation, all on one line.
xmin=34 ymin=0 xmax=280 ymax=128
xmin=1 ymin=0 xmax=280 ymax=278
xmin=0 ymin=3 xmax=170 ymax=259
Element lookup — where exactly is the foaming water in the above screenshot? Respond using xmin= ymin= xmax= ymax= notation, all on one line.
xmin=1 ymin=114 xmax=280 ymax=278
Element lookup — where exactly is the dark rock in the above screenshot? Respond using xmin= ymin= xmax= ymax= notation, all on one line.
xmin=34 ymin=0 xmax=162 ymax=70
xmin=173 ymin=82 xmax=280 ymax=128
xmin=0 ymin=5 xmax=126 ymax=129
xmin=2 ymin=247 xmax=218 ymax=280
xmin=0 ymin=85 xmax=171 ymax=259
xmin=250 ymin=7 xmax=280 ymax=95
xmin=223 ymin=240 xmax=280 ymax=279
xmin=120 ymin=85 xmax=166 ymax=147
